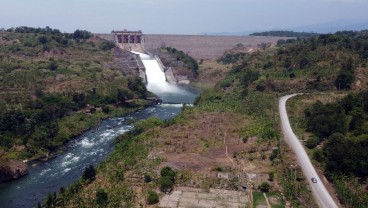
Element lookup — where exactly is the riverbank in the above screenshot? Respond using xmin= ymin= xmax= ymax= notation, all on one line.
xmin=0 ymin=93 xmax=196 ymax=208
xmin=0 ymin=100 xmax=153 ymax=183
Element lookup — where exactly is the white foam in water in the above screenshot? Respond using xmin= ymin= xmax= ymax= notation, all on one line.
xmin=69 ymin=156 xmax=80 ymax=164
xmin=80 ymin=138 xmax=94 ymax=148
xmin=132 ymin=51 xmax=186 ymax=94
xmin=161 ymin=103 xmax=194 ymax=108
xmin=61 ymin=161 xmax=71 ymax=167
xmin=88 ymin=151 xmax=97 ymax=156
xmin=100 ymin=132 xmax=111 ymax=138
xmin=40 ymin=168 xmax=51 ymax=176
xmin=64 ymin=153 xmax=73 ymax=160
xmin=117 ymin=129 xmax=129 ymax=134
xmin=63 ymin=168 xmax=71 ymax=173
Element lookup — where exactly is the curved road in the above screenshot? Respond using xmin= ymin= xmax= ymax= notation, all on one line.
xmin=279 ymin=94 xmax=338 ymax=208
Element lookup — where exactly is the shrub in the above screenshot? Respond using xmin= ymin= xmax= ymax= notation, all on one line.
xmin=144 ymin=174 xmax=152 ymax=183
xmin=305 ymin=136 xmax=320 ymax=149
xmin=100 ymin=41 xmax=115 ymax=51
xmin=258 ymin=182 xmax=271 ymax=192
xmin=160 ymin=166 xmax=176 ymax=182
xmin=96 ymin=189 xmax=108 ymax=205
xmin=90 ymin=108 xmax=96 ymax=113
xmin=242 ymin=137 xmax=248 ymax=143
xmin=269 ymin=149 xmax=279 ymax=161
xmin=82 ymin=165 xmax=96 ymax=182
xmin=146 ymin=190 xmax=159 ymax=204
xmin=268 ymin=172 xmax=274 ymax=181
xmin=160 ymin=176 xmax=174 ymax=193
xmin=49 ymin=61 xmax=58 ymax=71
xmin=101 ymin=105 xmax=111 ymax=114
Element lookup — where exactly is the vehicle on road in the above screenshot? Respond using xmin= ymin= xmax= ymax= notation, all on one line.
xmin=280 ymin=94 xmax=338 ymax=208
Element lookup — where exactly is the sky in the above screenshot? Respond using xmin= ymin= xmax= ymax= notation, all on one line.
xmin=0 ymin=0 xmax=367 ymax=34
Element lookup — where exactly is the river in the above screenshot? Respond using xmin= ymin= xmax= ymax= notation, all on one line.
xmin=0 ymin=52 xmax=198 ymax=208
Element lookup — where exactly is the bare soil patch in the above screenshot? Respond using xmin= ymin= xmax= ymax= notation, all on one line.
xmin=149 ymin=112 xmax=277 ymax=193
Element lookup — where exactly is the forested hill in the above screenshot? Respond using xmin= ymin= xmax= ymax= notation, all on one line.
xmin=250 ymin=30 xmax=319 ymax=38
xmin=0 ymin=27 xmax=149 ymax=161
xmin=218 ymin=30 xmax=368 ymax=94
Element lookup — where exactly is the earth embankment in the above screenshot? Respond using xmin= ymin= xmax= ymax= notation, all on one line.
xmin=144 ymin=34 xmax=288 ymax=59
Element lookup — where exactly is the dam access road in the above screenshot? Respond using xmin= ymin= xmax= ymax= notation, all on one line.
xmin=279 ymin=94 xmax=338 ymax=208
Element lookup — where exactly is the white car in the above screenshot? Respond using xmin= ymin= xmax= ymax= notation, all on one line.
xmin=311 ymin=177 xmax=318 ymax=183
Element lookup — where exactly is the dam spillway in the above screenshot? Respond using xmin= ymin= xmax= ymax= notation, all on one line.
xmin=132 ymin=51 xmax=197 ymax=104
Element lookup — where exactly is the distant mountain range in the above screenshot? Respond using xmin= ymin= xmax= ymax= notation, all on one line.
xmin=203 ymin=19 xmax=368 ymax=36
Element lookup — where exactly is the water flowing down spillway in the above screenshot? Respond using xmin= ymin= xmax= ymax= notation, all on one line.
xmin=133 ymin=52 xmax=197 ymax=104
xmin=0 ymin=52 xmax=198 ymax=208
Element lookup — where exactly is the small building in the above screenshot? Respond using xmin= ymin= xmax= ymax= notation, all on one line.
xmin=112 ymin=30 xmax=143 ymax=45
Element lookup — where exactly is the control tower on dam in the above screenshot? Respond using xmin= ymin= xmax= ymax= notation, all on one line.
xmin=113 ymin=29 xmax=145 ymax=53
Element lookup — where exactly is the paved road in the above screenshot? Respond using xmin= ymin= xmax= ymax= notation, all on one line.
xmin=279 ymin=94 xmax=338 ymax=208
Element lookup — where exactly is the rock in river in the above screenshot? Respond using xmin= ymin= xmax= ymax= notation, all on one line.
xmin=0 ymin=160 xmax=28 ymax=183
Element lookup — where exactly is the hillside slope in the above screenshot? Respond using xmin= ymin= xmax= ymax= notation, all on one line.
xmin=0 ymin=27 xmax=149 ymax=164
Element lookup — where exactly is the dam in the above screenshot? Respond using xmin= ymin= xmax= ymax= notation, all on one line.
xmin=112 ymin=30 xmax=145 ymax=53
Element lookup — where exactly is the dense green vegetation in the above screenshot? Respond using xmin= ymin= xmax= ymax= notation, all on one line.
xmin=221 ymin=30 xmax=368 ymax=93
xmin=303 ymin=91 xmax=368 ymax=207
xmin=305 ymin=91 xmax=368 ymax=178
xmin=164 ymin=47 xmax=199 ymax=78
xmin=218 ymin=52 xmax=246 ymax=64
xmin=250 ymin=30 xmax=319 ymax=38
xmin=0 ymin=27 xmax=150 ymax=160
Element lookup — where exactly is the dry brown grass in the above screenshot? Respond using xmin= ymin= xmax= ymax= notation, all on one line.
xmin=148 ymin=111 xmax=278 ymax=193
xmin=195 ymin=60 xmax=231 ymax=89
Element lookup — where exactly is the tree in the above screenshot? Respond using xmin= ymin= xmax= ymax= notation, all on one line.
xmin=72 ymin=93 xmax=86 ymax=109
xmin=336 ymin=58 xmax=355 ymax=90
xmin=82 ymin=165 xmax=96 ymax=182
xmin=38 ymin=36 xmax=48 ymax=44
xmin=305 ymin=101 xmax=347 ymax=139
xmin=336 ymin=70 xmax=354 ymax=90
xmin=127 ymin=77 xmax=147 ymax=99
xmin=72 ymin=30 xmax=92 ymax=39
xmin=117 ymin=88 xmax=129 ymax=103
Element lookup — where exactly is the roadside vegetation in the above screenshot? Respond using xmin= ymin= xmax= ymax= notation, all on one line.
xmin=302 ymin=91 xmax=368 ymax=207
